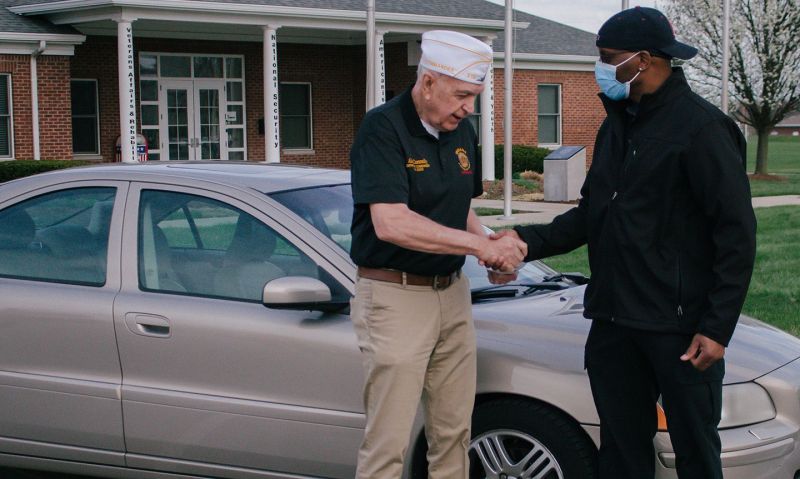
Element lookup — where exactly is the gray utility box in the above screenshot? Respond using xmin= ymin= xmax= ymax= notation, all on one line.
xmin=543 ymin=146 xmax=586 ymax=202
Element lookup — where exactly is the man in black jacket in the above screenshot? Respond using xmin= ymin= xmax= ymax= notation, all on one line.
xmin=495 ymin=7 xmax=756 ymax=479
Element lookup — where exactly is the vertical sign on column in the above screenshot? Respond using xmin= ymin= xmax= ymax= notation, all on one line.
xmin=264 ymin=26 xmax=280 ymax=163
xmin=117 ymin=20 xmax=137 ymax=163
xmin=480 ymin=38 xmax=495 ymax=180
xmin=375 ymin=32 xmax=386 ymax=106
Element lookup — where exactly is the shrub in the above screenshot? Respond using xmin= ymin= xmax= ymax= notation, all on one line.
xmin=0 ymin=160 xmax=96 ymax=183
xmin=520 ymin=170 xmax=543 ymax=182
xmin=477 ymin=144 xmax=551 ymax=178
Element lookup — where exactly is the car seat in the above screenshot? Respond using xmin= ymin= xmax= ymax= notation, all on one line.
xmin=213 ymin=214 xmax=285 ymax=301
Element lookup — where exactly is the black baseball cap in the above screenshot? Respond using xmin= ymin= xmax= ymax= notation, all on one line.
xmin=596 ymin=6 xmax=697 ymax=60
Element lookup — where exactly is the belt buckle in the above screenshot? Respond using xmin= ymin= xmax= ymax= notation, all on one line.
xmin=432 ymin=274 xmax=441 ymax=290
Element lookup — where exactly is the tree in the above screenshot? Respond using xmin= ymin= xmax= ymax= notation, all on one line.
xmin=665 ymin=0 xmax=800 ymax=175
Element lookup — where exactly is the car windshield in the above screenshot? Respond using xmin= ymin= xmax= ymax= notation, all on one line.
xmin=270 ymin=184 xmax=566 ymax=290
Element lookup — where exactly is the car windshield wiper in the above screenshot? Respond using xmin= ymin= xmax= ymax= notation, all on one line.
xmin=543 ymin=272 xmax=590 ymax=285
xmin=471 ymin=282 xmax=566 ymax=301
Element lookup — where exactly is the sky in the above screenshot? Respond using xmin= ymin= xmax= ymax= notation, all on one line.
xmin=486 ymin=0 xmax=660 ymax=33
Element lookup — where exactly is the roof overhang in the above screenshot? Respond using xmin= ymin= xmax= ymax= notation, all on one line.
xmin=495 ymin=53 xmax=598 ymax=72
xmin=0 ymin=32 xmax=86 ymax=55
xmin=9 ymin=1 xmax=529 ymax=38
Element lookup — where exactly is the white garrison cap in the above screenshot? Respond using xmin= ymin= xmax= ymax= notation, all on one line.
xmin=420 ymin=30 xmax=493 ymax=84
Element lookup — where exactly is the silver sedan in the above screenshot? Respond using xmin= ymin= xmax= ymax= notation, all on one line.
xmin=0 ymin=162 xmax=798 ymax=479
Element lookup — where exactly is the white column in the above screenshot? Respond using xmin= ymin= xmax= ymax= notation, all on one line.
xmin=30 ymin=54 xmax=40 ymax=160
xmin=263 ymin=25 xmax=280 ymax=163
xmin=117 ymin=20 xmax=137 ymax=163
xmin=374 ymin=30 xmax=386 ymax=107
xmin=365 ymin=0 xmax=375 ymax=109
xmin=481 ymin=38 xmax=495 ymax=180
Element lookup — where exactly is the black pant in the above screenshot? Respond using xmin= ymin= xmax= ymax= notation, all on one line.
xmin=585 ymin=320 xmax=724 ymax=479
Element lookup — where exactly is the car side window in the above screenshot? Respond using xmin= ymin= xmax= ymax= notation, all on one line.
xmin=138 ymin=189 xmax=342 ymax=302
xmin=0 ymin=187 xmax=115 ymax=286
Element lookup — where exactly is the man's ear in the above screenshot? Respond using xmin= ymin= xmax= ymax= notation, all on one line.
xmin=421 ymin=72 xmax=437 ymax=98
xmin=637 ymin=51 xmax=653 ymax=71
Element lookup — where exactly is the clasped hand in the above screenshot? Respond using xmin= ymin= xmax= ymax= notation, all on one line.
xmin=478 ymin=229 xmax=527 ymax=273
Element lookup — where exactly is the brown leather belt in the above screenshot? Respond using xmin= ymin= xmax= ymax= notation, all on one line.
xmin=357 ymin=266 xmax=460 ymax=290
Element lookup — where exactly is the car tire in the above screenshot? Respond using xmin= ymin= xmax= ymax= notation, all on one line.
xmin=468 ymin=398 xmax=598 ymax=479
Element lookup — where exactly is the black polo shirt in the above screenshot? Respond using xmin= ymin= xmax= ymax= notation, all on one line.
xmin=350 ymin=87 xmax=483 ymax=276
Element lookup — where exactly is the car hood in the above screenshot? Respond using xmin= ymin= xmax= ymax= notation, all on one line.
xmin=473 ymin=285 xmax=800 ymax=384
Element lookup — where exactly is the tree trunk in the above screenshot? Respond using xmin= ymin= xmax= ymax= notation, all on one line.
xmin=754 ymin=129 xmax=770 ymax=175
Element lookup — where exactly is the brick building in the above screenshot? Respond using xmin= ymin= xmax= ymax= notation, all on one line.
xmin=0 ymin=0 xmax=603 ymax=175
xmin=772 ymin=113 xmax=800 ymax=137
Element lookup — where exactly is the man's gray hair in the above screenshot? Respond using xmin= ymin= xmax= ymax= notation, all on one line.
xmin=416 ymin=65 xmax=441 ymax=82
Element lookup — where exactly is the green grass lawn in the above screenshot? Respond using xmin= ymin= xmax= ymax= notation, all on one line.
xmin=537 ymin=206 xmax=799 ymax=336
xmin=748 ymin=136 xmax=800 ymax=197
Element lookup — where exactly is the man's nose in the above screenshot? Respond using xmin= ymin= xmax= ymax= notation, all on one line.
xmin=462 ymin=100 xmax=475 ymax=115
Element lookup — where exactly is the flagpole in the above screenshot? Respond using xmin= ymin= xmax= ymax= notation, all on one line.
xmin=501 ymin=0 xmax=514 ymax=219
xmin=721 ymin=0 xmax=730 ymax=114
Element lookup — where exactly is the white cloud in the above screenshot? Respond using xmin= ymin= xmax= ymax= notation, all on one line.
xmin=486 ymin=0 xmax=660 ymax=33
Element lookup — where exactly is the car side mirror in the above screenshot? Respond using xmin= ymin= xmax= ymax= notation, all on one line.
xmin=262 ymin=276 xmax=345 ymax=312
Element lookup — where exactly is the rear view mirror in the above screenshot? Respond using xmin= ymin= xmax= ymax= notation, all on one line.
xmin=263 ymin=276 xmax=345 ymax=312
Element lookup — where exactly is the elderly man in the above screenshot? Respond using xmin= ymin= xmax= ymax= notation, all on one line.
xmin=349 ymin=30 xmax=526 ymax=478
xmin=495 ymin=7 xmax=756 ymax=479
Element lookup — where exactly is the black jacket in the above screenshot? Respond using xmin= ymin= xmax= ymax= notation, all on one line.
xmin=515 ymin=69 xmax=756 ymax=346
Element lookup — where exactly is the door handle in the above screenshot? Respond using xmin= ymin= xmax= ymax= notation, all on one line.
xmin=124 ymin=313 xmax=171 ymax=338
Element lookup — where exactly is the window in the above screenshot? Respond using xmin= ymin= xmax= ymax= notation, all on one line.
xmin=271 ymin=184 xmax=354 ymax=253
xmin=279 ymin=83 xmax=312 ymax=150
xmin=225 ymin=57 xmax=246 ymax=161
xmin=0 ymin=187 xmax=115 ymax=286
xmin=138 ymin=190 xmax=333 ymax=302
xmin=537 ymin=84 xmax=561 ymax=146
xmin=71 ymin=80 xmax=100 ymax=155
xmin=0 ymin=74 xmax=13 ymax=158
xmin=467 ymin=96 xmax=482 ymax=144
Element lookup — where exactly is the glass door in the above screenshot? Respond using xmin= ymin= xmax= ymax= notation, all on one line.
xmin=159 ymin=80 xmax=194 ymax=161
xmin=158 ymin=80 xmax=226 ymax=161
xmin=193 ymin=80 xmax=226 ymax=161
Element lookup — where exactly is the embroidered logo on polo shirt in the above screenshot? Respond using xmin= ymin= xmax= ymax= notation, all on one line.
xmin=406 ymin=158 xmax=430 ymax=172
xmin=455 ymin=148 xmax=472 ymax=174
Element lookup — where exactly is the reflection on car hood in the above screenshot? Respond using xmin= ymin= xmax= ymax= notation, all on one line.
xmin=473 ymin=286 xmax=800 ymax=384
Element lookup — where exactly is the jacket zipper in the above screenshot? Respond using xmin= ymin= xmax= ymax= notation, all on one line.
xmin=676 ymin=256 xmax=684 ymax=319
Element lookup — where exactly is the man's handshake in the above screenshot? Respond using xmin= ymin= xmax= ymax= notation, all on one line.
xmin=475 ymin=228 xmax=527 ymax=273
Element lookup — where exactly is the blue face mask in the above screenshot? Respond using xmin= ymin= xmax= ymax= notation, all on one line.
xmin=595 ymin=52 xmax=643 ymax=101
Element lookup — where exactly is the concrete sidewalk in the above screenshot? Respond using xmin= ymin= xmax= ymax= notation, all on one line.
xmin=474 ymin=194 xmax=800 ymax=227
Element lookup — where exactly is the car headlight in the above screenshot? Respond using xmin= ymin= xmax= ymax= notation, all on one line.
xmin=719 ymin=382 xmax=776 ymax=429
xmin=656 ymin=382 xmax=776 ymax=431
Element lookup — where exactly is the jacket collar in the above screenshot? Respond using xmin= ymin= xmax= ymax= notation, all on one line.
xmin=600 ymin=67 xmax=691 ymax=122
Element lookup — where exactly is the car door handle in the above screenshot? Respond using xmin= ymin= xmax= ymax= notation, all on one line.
xmin=124 ymin=313 xmax=171 ymax=338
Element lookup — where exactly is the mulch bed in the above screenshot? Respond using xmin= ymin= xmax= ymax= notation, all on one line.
xmin=481 ymin=180 xmax=540 ymax=200
xmin=749 ymin=174 xmax=789 ymax=182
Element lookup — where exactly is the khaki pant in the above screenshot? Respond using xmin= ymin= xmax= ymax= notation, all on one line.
xmin=351 ymin=272 xmax=476 ymax=479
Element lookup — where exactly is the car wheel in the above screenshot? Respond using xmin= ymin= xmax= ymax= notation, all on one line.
xmin=468 ymin=399 xmax=597 ymax=479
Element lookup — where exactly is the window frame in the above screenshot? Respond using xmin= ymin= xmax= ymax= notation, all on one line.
xmin=0 ymin=73 xmax=14 ymax=160
xmin=71 ymin=79 xmax=101 ymax=158
xmin=468 ymin=95 xmax=482 ymax=145
xmin=537 ymin=83 xmax=562 ymax=149
xmin=279 ymin=81 xmax=314 ymax=152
